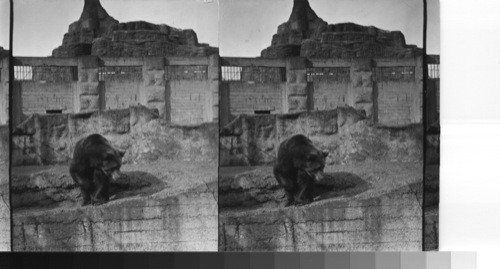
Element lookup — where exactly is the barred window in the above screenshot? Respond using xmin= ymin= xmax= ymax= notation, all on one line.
xmin=165 ymin=65 xmax=208 ymax=81
xmin=221 ymin=66 xmax=242 ymax=81
xmin=14 ymin=66 xmax=78 ymax=82
xmin=306 ymin=67 xmax=350 ymax=83
xmin=376 ymin=66 xmax=415 ymax=82
xmin=428 ymin=64 xmax=439 ymax=79
xmin=14 ymin=66 xmax=33 ymax=81
xmin=222 ymin=66 xmax=286 ymax=83
xmin=98 ymin=66 xmax=143 ymax=81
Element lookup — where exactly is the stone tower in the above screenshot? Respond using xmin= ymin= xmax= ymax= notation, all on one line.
xmin=78 ymin=0 xmax=115 ymax=37
xmin=287 ymin=0 xmax=325 ymax=39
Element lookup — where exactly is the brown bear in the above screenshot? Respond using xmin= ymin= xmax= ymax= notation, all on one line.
xmin=273 ymin=134 xmax=329 ymax=206
xmin=69 ymin=134 xmax=125 ymax=206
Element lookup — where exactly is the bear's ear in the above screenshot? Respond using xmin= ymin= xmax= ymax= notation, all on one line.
xmin=322 ymin=151 xmax=329 ymax=157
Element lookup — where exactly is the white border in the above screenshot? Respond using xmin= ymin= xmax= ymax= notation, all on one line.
xmin=440 ymin=0 xmax=500 ymax=268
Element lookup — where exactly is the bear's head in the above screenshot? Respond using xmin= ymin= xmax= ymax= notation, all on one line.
xmin=301 ymin=148 xmax=329 ymax=183
xmin=100 ymin=147 xmax=126 ymax=182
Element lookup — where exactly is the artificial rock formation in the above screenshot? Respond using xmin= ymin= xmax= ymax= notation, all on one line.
xmin=261 ymin=0 xmax=421 ymax=59
xmin=52 ymin=0 xmax=217 ymax=57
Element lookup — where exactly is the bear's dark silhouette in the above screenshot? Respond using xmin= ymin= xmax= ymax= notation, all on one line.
xmin=70 ymin=134 xmax=125 ymax=206
xmin=273 ymin=134 xmax=329 ymax=206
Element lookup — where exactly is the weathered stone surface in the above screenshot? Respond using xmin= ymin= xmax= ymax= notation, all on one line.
xmin=12 ymin=160 xmax=218 ymax=251
xmin=12 ymin=106 xmax=218 ymax=166
xmin=52 ymin=0 xmax=118 ymax=57
xmin=52 ymin=0 xmax=218 ymax=57
xmin=79 ymin=95 xmax=100 ymax=111
xmin=288 ymin=95 xmax=308 ymax=111
xmin=220 ymin=107 xmax=423 ymax=166
xmin=261 ymin=0 xmax=421 ymax=59
xmin=0 ymin=125 xmax=10 ymax=250
xmin=219 ymin=162 xmax=423 ymax=251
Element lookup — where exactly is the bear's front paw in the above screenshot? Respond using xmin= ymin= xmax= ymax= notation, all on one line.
xmin=295 ymin=198 xmax=313 ymax=206
xmin=92 ymin=198 xmax=109 ymax=206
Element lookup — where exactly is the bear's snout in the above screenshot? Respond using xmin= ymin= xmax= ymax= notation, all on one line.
xmin=110 ymin=170 xmax=122 ymax=181
xmin=314 ymin=171 xmax=325 ymax=182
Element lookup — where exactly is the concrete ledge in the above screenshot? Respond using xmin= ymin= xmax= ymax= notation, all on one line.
xmin=13 ymin=160 xmax=218 ymax=251
xmin=219 ymin=161 xmax=423 ymax=251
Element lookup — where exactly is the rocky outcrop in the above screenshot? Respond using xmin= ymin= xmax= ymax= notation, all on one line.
xmin=12 ymin=106 xmax=218 ymax=166
xmin=52 ymin=0 xmax=217 ymax=57
xmin=261 ymin=0 xmax=421 ymax=59
xmin=52 ymin=0 xmax=118 ymax=57
xmin=91 ymin=21 xmax=218 ymax=57
xmin=220 ymin=108 xmax=423 ymax=166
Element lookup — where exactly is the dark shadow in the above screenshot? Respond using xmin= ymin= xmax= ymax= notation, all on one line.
xmin=12 ymin=170 xmax=166 ymax=212
xmin=313 ymin=172 xmax=370 ymax=201
xmin=109 ymin=171 xmax=166 ymax=201
xmin=219 ymin=172 xmax=370 ymax=212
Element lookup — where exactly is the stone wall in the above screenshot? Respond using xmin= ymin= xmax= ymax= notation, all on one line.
xmin=12 ymin=55 xmax=219 ymax=127
xmin=12 ymin=106 xmax=218 ymax=166
xmin=13 ymin=183 xmax=217 ymax=251
xmin=220 ymin=107 xmax=423 ymax=166
xmin=18 ymin=81 xmax=78 ymax=114
xmin=0 ymin=125 xmax=10 ymax=250
xmin=220 ymin=56 xmax=423 ymax=127
xmin=220 ymin=186 xmax=422 ymax=251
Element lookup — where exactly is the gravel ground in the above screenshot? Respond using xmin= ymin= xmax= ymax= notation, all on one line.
xmin=11 ymin=158 xmax=218 ymax=214
xmin=220 ymin=161 xmax=423 ymax=213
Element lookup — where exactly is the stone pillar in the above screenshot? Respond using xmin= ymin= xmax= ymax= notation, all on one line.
xmin=286 ymin=57 xmax=311 ymax=113
xmin=142 ymin=57 xmax=167 ymax=120
xmin=77 ymin=56 xmax=102 ymax=113
xmin=348 ymin=59 xmax=374 ymax=120
xmin=208 ymin=54 xmax=220 ymax=123
xmin=413 ymin=55 xmax=424 ymax=123
xmin=219 ymin=83 xmax=230 ymax=127
xmin=0 ymin=57 xmax=9 ymax=125
xmin=11 ymin=83 xmax=22 ymax=128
